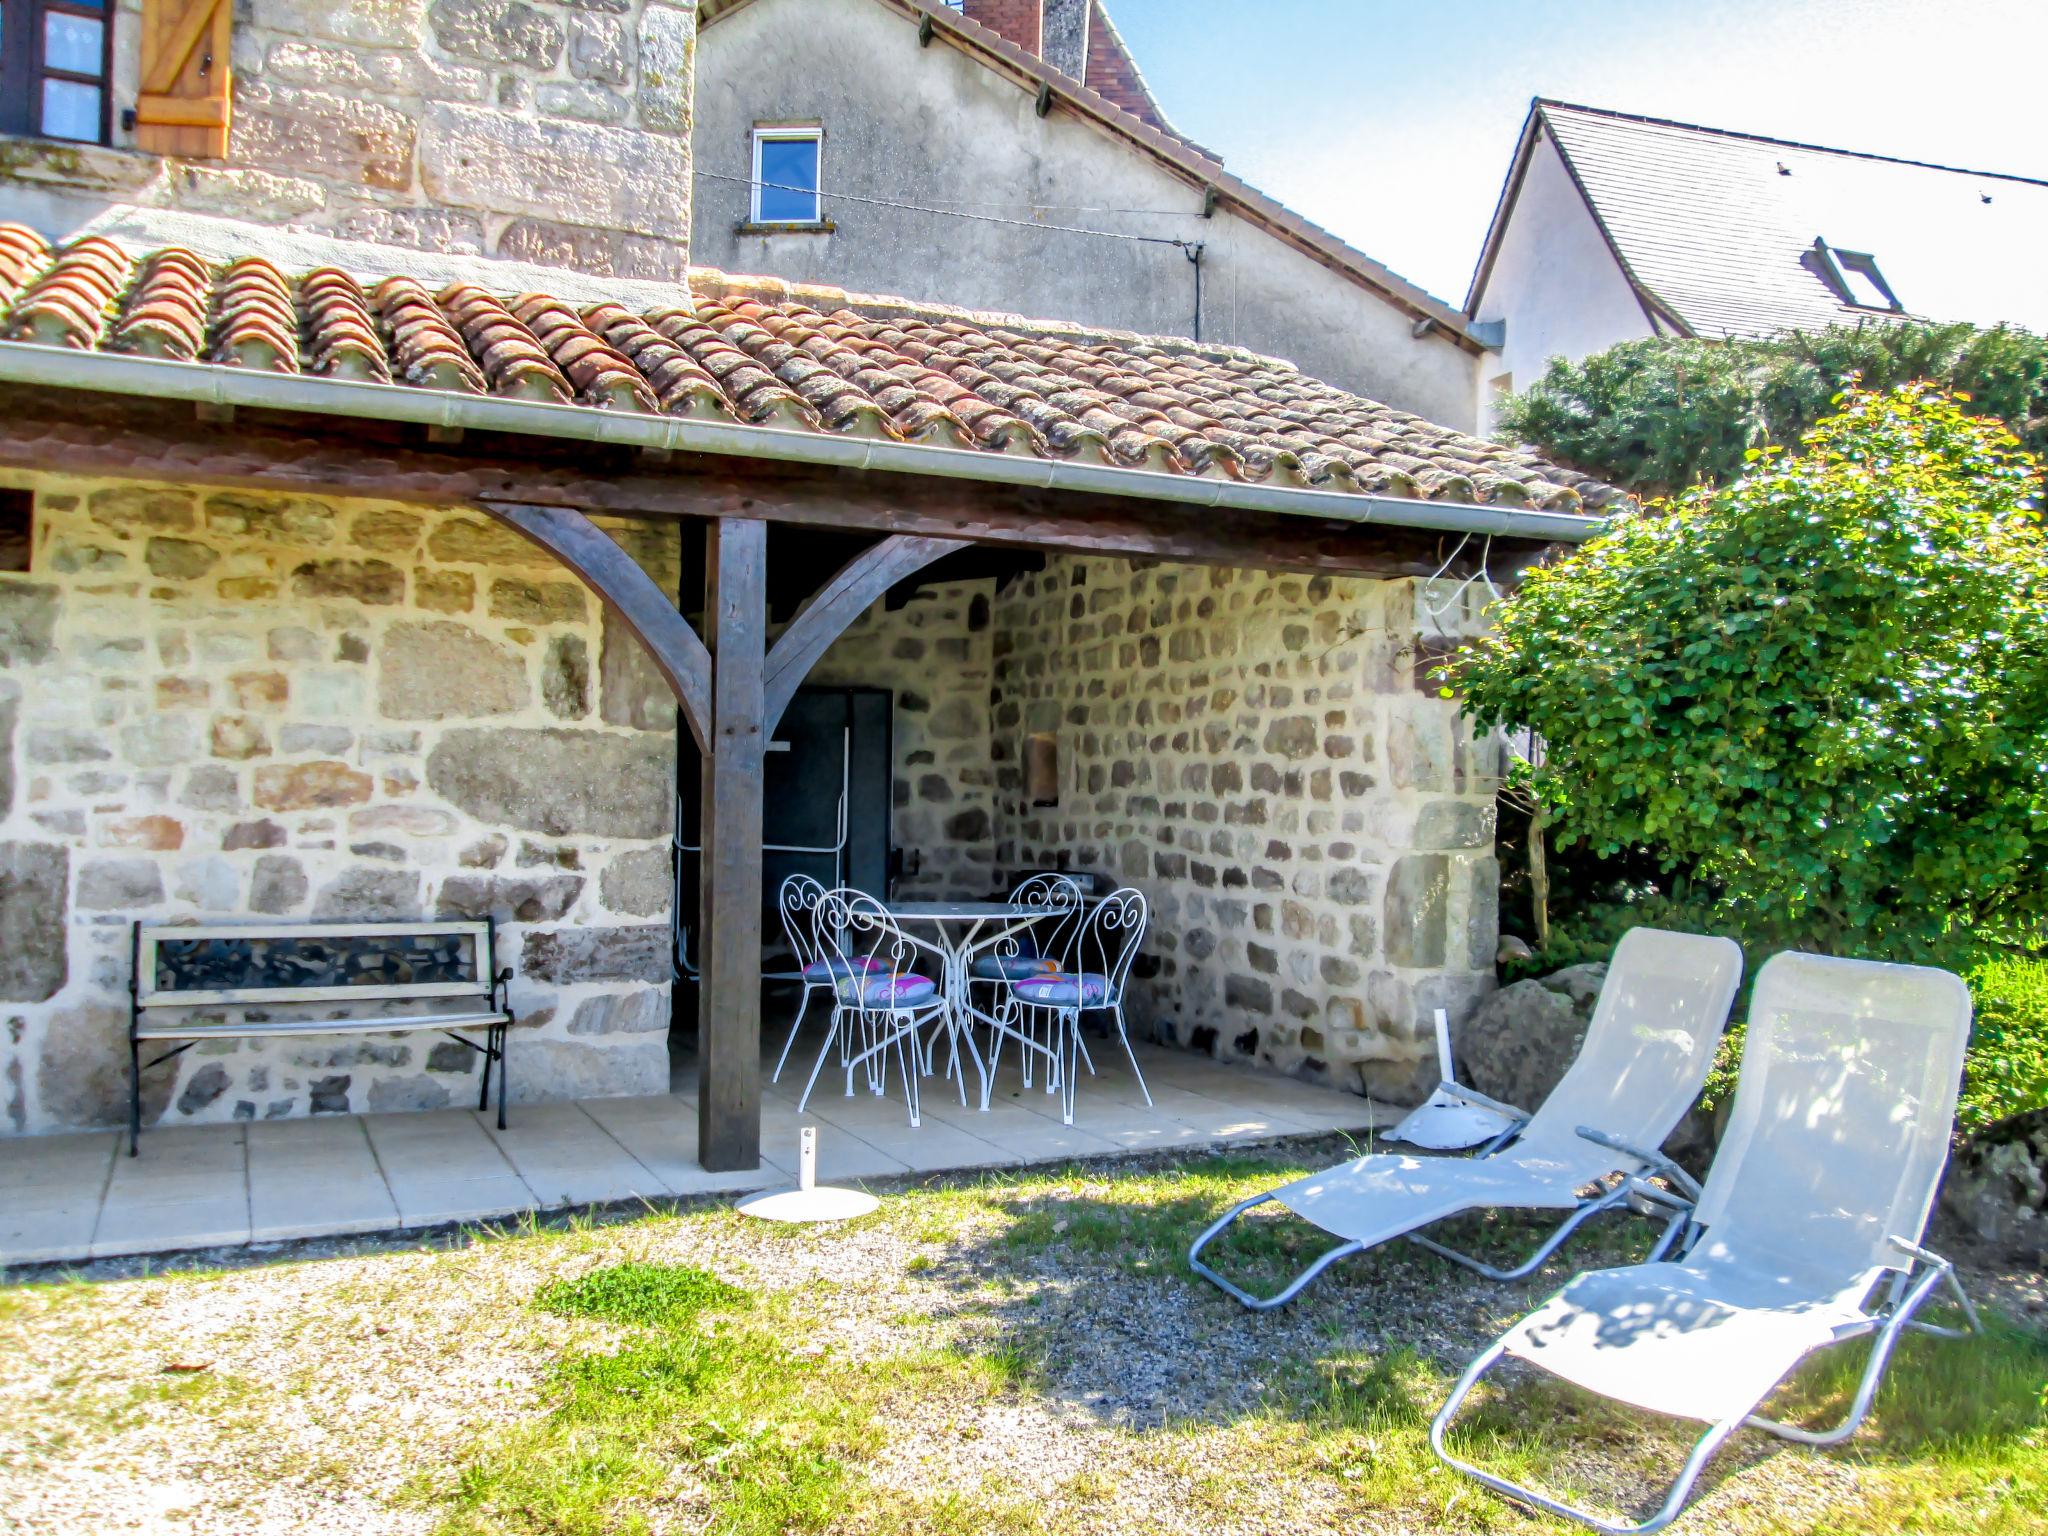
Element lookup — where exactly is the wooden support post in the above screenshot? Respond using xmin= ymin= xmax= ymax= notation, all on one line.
xmin=697 ymin=517 xmax=768 ymax=1172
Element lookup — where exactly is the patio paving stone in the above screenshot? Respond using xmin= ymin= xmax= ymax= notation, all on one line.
xmin=3 ymin=1042 xmax=1387 ymax=1266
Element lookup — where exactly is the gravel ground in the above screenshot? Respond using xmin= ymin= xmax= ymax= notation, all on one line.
xmin=0 ymin=1135 xmax=2038 ymax=1536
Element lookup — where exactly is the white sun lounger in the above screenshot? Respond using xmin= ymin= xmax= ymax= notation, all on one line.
xmin=1188 ymin=928 xmax=1744 ymax=1309
xmin=1431 ymin=951 xmax=1980 ymax=1534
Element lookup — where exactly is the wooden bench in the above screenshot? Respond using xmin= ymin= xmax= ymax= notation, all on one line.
xmin=129 ymin=919 xmax=514 ymax=1155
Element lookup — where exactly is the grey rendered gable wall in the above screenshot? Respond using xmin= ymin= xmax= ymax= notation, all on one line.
xmin=1468 ymin=131 xmax=1656 ymax=432
xmin=692 ymin=0 xmax=1480 ymax=429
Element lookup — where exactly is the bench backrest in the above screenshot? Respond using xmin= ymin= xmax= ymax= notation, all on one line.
xmin=134 ymin=921 xmax=498 ymax=1008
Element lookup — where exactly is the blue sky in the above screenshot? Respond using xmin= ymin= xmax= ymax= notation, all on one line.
xmin=1105 ymin=0 xmax=2048 ymax=307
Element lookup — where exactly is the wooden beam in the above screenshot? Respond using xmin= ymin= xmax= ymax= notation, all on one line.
xmin=0 ymin=390 xmax=1512 ymax=580
xmin=763 ymin=533 xmax=967 ymax=732
xmin=697 ymin=517 xmax=768 ymax=1173
xmin=485 ymin=502 xmax=712 ymax=751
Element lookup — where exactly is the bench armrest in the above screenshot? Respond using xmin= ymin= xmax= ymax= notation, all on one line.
xmin=1575 ymin=1124 xmax=1704 ymax=1203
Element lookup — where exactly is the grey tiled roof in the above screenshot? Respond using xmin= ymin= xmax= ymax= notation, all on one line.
xmin=1532 ymin=101 xmax=2048 ymax=339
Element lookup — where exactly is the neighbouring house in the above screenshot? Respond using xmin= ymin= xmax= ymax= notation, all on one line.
xmin=0 ymin=0 xmax=1620 ymax=1169
xmin=1466 ymin=98 xmax=2048 ymax=431
xmin=691 ymin=0 xmax=1487 ymax=430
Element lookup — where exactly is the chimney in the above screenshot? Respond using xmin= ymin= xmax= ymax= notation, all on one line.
xmin=1040 ymin=0 xmax=1091 ymax=80
xmin=959 ymin=0 xmax=1044 ymax=57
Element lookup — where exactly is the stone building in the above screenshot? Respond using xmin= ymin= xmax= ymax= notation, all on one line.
xmin=0 ymin=0 xmax=1616 ymax=1162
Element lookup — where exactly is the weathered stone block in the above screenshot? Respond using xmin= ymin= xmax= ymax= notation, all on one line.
xmin=428 ymin=728 xmax=671 ymax=837
xmin=179 ymin=763 xmax=240 ymax=812
xmin=567 ymin=988 xmax=666 ymax=1036
xmin=313 ymin=867 xmax=422 ymax=919
xmin=637 ymin=2 xmax=694 ymax=131
xmin=428 ymin=0 xmax=563 ymax=66
xmin=522 ymin=925 xmax=670 ymax=984
xmin=1416 ymin=799 xmax=1495 ymax=850
xmin=223 ymin=819 xmax=286 ymax=851
xmin=0 ymin=843 xmax=67 ymax=1000
xmin=232 ymin=83 xmax=416 ymax=192
xmin=253 ymin=760 xmax=374 ymax=810
xmin=426 ymin=516 xmax=547 ymax=565
xmin=1383 ymin=854 xmax=1449 ymax=968
xmin=292 ymin=558 xmax=404 ymax=605
xmin=334 ymin=207 xmax=488 ymax=256
xmin=436 ymin=874 xmax=584 ymax=923
xmin=419 ymin=104 xmax=687 ymax=237
xmin=489 ymin=577 xmax=586 ymax=625
xmin=250 ymin=854 xmax=308 ymax=915
xmin=100 ymin=814 xmax=183 ymax=851
xmin=416 ymin=569 xmax=475 ymax=614
xmin=496 ymin=217 xmax=621 ymax=272
xmin=0 ymin=583 xmax=56 ymax=665
xmin=543 ymin=634 xmax=590 ymax=718
xmin=37 ymin=1002 xmax=171 ymax=1129
xmin=567 ymin=13 xmax=633 ymax=81
xmin=536 ymin=82 xmax=630 ymax=124
xmin=599 ymin=607 xmax=674 ymax=729
xmin=34 ymin=723 xmax=115 ymax=773
xmin=88 ymin=487 xmax=192 ymax=534
xmin=507 ymin=1036 xmax=666 ymax=1100
xmin=378 ymin=621 xmax=528 ymax=719
xmin=599 ymin=845 xmax=670 ymax=916
xmin=77 ymin=856 xmax=162 ymax=910
xmin=144 ymin=538 xmax=218 ymax=580
xmin=203 ymin=491 xmax=336 ymax=545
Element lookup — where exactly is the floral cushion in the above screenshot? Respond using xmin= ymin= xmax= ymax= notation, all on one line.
xmin=1011 ymin=972 xmax=1114 ymax=1008
xmin=835 ymin=973 xmax=937 ymax=1008
xmin=970 ymin=952 xmax=1061 ymax=981
xmin=801 ymin=956 xmax=884 ymax=982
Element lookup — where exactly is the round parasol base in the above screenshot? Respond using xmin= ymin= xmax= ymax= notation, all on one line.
xmin=735 ymin=1185 xmax=880 ymax=1223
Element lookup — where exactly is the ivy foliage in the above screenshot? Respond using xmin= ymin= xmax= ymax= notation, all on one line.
xmin=1496 ymin=321 xmax=2048 ymax=495
xmin=1461 ymin=385 xmax=2048 ymax=962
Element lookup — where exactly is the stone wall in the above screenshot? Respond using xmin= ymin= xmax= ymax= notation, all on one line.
xmin=991 ymin=556 xmax=1501 ymax=1101
xmin=801 ymin=578 xmax=999 ymax=900
xmin=4 ymin=0 xmax=697 ymax=280
xmin=0 ymin=471 xmax=684 ymax=1137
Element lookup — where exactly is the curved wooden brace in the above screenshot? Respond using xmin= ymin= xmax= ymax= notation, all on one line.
xmin=762 ymin=533 xmax=968 ymax=732
xmin=480 ymin=500 xmax=713 ymax=750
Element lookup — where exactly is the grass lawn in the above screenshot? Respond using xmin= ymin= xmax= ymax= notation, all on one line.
xmin=1 ymin=1136 xmax=2041 ymax=1535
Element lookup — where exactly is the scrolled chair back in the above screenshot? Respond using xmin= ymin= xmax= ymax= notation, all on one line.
xmin=1005 ymin=872 xmax=1085 ymax=969
xmin=1081 ymin=886 xmax=1148 ymax=997
xmin=816 ymin=889 xmax=936 ymax=1010
xmin=778 ymin=872 xmax=830 ymax=972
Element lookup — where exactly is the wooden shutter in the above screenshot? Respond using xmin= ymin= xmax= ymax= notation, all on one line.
xmin=133 ymin=0 xmax=232 ymax=158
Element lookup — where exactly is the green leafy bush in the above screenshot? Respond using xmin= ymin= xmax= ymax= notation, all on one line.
xmin=1497 ymin=321 xmax=2048 ymax=495
xmin=1962 ymin=956 xmax=2048 ymax=1133
xmin=1463 ymin=385 xmax=2048 ymax=963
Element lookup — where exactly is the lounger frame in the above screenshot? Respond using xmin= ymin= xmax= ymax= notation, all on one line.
xmin=1428 ymin=1237 xmax=1980 ymax=1535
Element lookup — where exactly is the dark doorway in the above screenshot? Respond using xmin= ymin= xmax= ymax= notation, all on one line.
xmin=670 ymin=684 xmax=893 ymax=1059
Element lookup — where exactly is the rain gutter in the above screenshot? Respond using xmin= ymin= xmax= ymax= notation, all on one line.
xmin=0 ymin=344 xmax=1608 ymax=545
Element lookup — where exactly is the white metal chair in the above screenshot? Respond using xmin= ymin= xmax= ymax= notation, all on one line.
xmin=961 ymin=873 xmax=1087 ymax=1090
xmin=1188 ymin=927 xmax=1744 ymax=1309
xmin=769 ymin=873 xmax=836 ymax=1084
xmin=1432 ymin=951 xmax=1979 ymax=1534
xmin=988 ymin=886 xmax=1150 ymax=1124
xmin=796 ymin=890 xmax=949 ymax=1127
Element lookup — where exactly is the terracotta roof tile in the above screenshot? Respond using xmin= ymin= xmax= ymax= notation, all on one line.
xmin=0 ymin=225 xmax=1626 ymax=514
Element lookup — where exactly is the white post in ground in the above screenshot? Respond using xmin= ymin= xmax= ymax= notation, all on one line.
xmin=735 ymin=1125 xmax=880 ymax=1223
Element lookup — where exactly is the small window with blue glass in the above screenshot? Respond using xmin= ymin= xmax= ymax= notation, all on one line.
xmin=1 ymin=0 xmax=111 ymax=144
xmin=751 ymin=126 xmax=824 ymax=226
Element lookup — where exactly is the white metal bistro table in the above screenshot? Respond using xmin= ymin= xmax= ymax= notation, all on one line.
xmin=886 ymin=900 xmax=1062 ymax=1109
